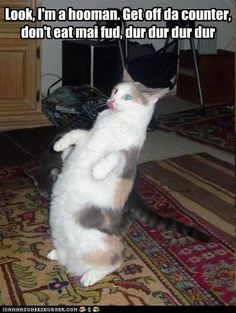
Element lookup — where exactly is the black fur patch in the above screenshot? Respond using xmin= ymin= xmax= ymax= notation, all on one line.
xmin=111 ymin=253 xmax=121 ymax=265
xmin=78 ymin=206 xmax=123 ymax=236
xmin=121 ymin=147 xmax=140 ymax=179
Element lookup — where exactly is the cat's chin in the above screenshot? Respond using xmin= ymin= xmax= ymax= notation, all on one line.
xmin=108 ymin=104 xmax=120 ymax=113
xmin=107 ymin=99 xmax=115 ymax=110
xmin=107 ymin=100 xmax=122 ymax=113
xmin=108 ymin=103 xmax=115 ymax=110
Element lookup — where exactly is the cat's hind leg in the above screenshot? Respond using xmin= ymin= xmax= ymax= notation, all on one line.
xmin=80 ymin=244 xmax=123 ymax=287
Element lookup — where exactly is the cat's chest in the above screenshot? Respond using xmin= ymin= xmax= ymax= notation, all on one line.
xmin=90 ymin=115 xmax=142 ymax=149
xmin=89 ymin=127 xmax=139 ymax=151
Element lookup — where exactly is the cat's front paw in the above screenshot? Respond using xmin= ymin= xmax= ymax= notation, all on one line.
xmin=47 ymin=249 xmax=58 ymax=261
xmin=53 ymin=139 xmax=69 ymax=152
xmin=92 ymin=165 xmax=107 ymax=181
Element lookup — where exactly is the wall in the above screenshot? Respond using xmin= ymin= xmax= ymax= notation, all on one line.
xmin=41 ymin=0 xmax=235 ymax=95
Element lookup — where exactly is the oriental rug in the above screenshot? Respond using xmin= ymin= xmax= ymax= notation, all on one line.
xmin=157 ymin=105 xmax=235 ymax=152
xmin=0 ymin=153 xmax=234 ymax=305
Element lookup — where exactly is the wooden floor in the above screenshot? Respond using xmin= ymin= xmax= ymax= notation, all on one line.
xmin=0 ymin=126 xmax=61 ymax=169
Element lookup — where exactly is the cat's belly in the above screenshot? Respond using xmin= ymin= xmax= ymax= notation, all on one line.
xmin=52 ymin=167 xmax=118 ymax=210
xmin=51 ymin=144 xmax=134 ymax=212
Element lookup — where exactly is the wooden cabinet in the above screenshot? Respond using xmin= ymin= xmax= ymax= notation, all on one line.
xmin=0 ymin=0 xmax=50 ymax=130
xmin=177 ymin=50 xmax=235 ymax=104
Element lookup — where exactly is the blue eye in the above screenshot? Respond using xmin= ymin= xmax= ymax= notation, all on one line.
xmin=124 ymin=94 xmax=132 ymax=100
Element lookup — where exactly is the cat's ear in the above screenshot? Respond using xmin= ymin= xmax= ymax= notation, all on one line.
xmin=154 ymin=87 xmax=169 ymax=99
xmin=145 ymin=87 xmax=169 ymax=104
xmin=122 ymin=69 xmax=134 ymax=82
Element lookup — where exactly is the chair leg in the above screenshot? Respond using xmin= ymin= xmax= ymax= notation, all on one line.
xmin=171 ymin=38 xmax=181 ymax=88
xmin=158 ymin=37 xmax=206 ymax=122
xmin=189 ymin=36 xmax=205 ymax=115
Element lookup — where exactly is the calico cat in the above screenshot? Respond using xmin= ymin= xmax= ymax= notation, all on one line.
xmin=36 ymin=139 xmax=209 ymax=242
xmin=47 ymin=74 xmax=169 ymax=287
xmin=46 ymin=75 xmax=210 ymax=286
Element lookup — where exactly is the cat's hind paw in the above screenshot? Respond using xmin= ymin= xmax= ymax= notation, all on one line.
xmin=80 ymin=269 xmax=108 ymax=287
xmin=47 ymin=249 xmax=58 ymax=261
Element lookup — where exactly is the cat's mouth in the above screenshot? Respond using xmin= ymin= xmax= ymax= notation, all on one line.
xmin=107 ymin=99 xmax=116 ymax=110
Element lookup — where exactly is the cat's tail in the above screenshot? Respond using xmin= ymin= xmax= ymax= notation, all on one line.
xmin=126 ymin=188 xmax=210 ymax=243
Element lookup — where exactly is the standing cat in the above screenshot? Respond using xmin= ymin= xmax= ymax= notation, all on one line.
xmin=35 ymin=140 xmax=209 ymax=242
xmin=47 ymin=75 xmax=168 ymax=287
xmin=36 ymin=137 xmax=209 ymax=242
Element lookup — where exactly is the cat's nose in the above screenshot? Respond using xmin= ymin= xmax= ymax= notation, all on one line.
xmin=107 ymin=98 xmax=115 ymax=110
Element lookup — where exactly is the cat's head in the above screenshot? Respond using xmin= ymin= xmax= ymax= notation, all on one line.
xmin=107 ymin=70 xmax=169 ymax=117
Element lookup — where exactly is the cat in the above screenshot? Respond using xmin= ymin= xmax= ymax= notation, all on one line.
xmin=35 ymin=136 xmax=210 ymax=242
xmin=35 ymin=132 xmax=73 ymax=198
xmin=35 ymin=140 xmax=209 ymax=242
xmin=34 ymin=133 xmax=64 ymax=198
xmin=47 ymin=72 xmax=169 ymax=287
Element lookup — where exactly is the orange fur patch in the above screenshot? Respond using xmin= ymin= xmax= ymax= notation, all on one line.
xmin=105 ymin=235 xmax=124 ymax=252
xmin=114 ymin=178 xmax=133 ymax=209
xmin=130 ymin=86 xmax=146 ymax=105
xmin=83 ymin=235 xmax=123 ymax=267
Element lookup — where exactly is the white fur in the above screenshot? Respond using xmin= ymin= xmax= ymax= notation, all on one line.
xmin=48 ymin=80 xmax=168 ymax=286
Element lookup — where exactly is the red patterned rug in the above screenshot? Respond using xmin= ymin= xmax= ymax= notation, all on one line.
xmin=0 ymin=153 xmax=235 ymax=305
xmin=157 ymin=105 xmax=235 ymax=152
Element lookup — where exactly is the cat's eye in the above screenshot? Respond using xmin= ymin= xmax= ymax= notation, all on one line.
xmin=113 ymin=88 xmax=118 ymax=94
xmin=124 ymin=94 xmax=133 ymax=100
